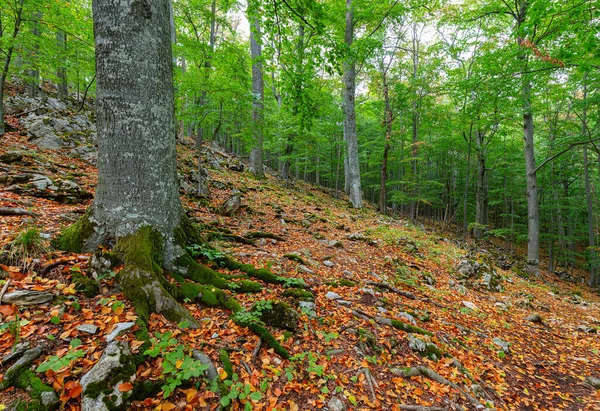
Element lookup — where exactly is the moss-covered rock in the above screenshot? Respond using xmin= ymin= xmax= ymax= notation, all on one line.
xmin=251 ymin=300 xmax=299 ymax=332
xmin=282 ymin=288 xmax=315 ymax=301
xmin=51 ymin=208 xmax=96 ymax=253
xmin=72 ymin=270 xmax=99 ymax=297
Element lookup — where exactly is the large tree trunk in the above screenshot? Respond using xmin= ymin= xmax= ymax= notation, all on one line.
xmin=248 ymin=4 xmax=264 ymax=178
xmin=25 ymin=12 xmax=42 ymax=97
xmin=343 ymin=0 xmax=362 ymax=208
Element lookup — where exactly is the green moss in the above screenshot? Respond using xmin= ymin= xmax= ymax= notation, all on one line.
xmin=338 ymin=278 xmax=356 ymax=287
xmin=233 ymin=316 xmax=290 ymax=359
xmin=223 ymin=257 xmax=306 ymax=288
xmin=251 ymin=301 xmax=299 ymax=331
xmin=236 ymin=280 xmax=263 ymax=293
xmin=282 ymin=289 xmax=315 ymax=301
xmin=171 ymin=273 xmax=242 ymax=313
xmin=219 ymin=349 xmax=234 ymax=378
xmin=284 ymin=253 xmax=308 ymax=265
xmin=115 ymin=226 xmax=163 ymax=273
xmin=8 ymin=369 xmax=57 ymax=411
xmin=51 ymin=208 xmax=95 ymax=253
xmin=176 ymin=253 xmax=230 ymax=289
xmin=389 ymin=320 xmax=432 ymax=336
xmin=82 ymin=347 xmax=136 ymax=408
xmin=71 ymin=270 xmax=99 ymax=297
xmin=130 ymin=380 xmax=163 ymax=401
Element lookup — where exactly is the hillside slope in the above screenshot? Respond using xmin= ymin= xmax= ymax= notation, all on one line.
xmin=0 ymin=98 xmax=599 ymax=411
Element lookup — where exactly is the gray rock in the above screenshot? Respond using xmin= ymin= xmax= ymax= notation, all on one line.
xmin=2 ymin=346 xmax=43 ymax=383
xmin=80 ymin=341 xmax=135 ymax=411
xmin=192 ymin=350 xmax=218 ymax=381
xmin=408 ymin=335 xmax=427 ymax=352
xmin=585 ymin=376 xmax=600 ymax=389
xmin=299 ymin=265 xmax=315 ymax=275
xmin=323 ymin=260 xmax=334 ymax=268
xmin=398 ymin=312 xmax=417 ymax=325
xmin=377 ymin=306 xmax=388 ymax=314
xmin=46 ymin=97 xmax=67 ymax=112
xmin=326 ymin=291 xmax=342 ymax=300
xmin=76 ymin=324 xmax=99 ymax=335
xmin=26 ymin=119 xmax=62 ymax=150
xmin=462 ymin=301 xmax=478 ymax=311
xmin=337 ymin=300 xmax=351 ymax=307
xmin=577 ymin=325 xmax=597 ymax=333
xmin=526 ymin=313 xmax=543 ymax=323
xmin=2 ymin=290 xmax=54 ymax=306
xmin=327 ymin=396 xmax=346 ymax=411
xmin=220 ymin=193 xmax=241 ymax=216
xmin=105 ymin=322 xmax=135 ymax=342
xmin=342 ymin=270 xmax=353 ymax=277
xmin=1 ymin=342 xmax=31 ymax=365
xmin=492 ymin=337 xmax=511 ymax=353
xmin=328 ymin=240 xmax=344 ymax=248
xmin=360 ymin=287 xmax=376 ymax=296
xmin=299 ymin=301 xmax=316 ymax=318
xmin=41 ymin=391 xmax=59 ymax=407
xmin=31 ymin=174 xmax=54 ymax=190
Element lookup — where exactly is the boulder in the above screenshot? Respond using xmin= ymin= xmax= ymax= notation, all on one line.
xmin=80 ymin=341 xmax=135 ymax=411
xmin=1 ymin=290 xmax=54 ymax=306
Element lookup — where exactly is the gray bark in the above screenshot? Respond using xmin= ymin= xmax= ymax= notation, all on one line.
xmin=515 ymin=2 xmax=539 ymax=275
xmin=25 ymin=12 xmax=42 ymax=97
xmin=343 ymin=0 xmax=362 ymax=208
xmin=0 ymin=0 xmax=24 ymax=136
xmin=582 ymin=77 xmax=598 ymax=285
xmin=249 ymin=7 xmax=264 ymax=178
xmin=56 ymin=30 xmax=68 ymax=98
xmin=474 ymin=129 xmax=488 ymax=239
xmin=90 ymin=0 xmax=182 ymax=245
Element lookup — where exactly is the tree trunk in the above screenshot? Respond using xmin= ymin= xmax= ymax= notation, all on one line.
xmin=249 ymin=4 xmax=264 ymax=178
xmin=56 ymin=30 xmax=68 ymax=99
xmin=0 ymin=0 xmax=24 ymax=136
xmin=582 ymin=76 xmax=598 ymax=285
xmin=474 ymin=130 xmax=488 ymax=239
xmin=343 ymin=0 xmax=362 ymax=208
xmin=379 ymin=64 xmax=392 ymax=213
xmin=25 ymin=12 xmax=42 ymax=97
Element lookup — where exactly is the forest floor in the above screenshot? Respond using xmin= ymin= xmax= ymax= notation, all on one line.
xmin=1 ymin=106 xmax=600 ymax=411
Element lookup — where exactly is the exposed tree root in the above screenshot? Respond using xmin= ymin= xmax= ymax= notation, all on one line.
xmin=352 ymin=309 xmax=433 ymax=336
xmin=399 ymin=405 xmax=445 ymax=411
xmin=399 ymin=366 xmax=484 ymax=409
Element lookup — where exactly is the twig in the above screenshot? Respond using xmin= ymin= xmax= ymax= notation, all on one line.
xmin=400 ymin=366 xmax=483 ymax=409
xmin=40 ymin=258 xmax=73 ymax=275
xmin=366 ymin=281 xmax=417 ymax=299
xmin=357 ymin=367 xmax=377 ymax=403
xmin=251 ymin=338 xmax=262 ymax=361
xmin=77 ymin=74 xmax=96 ymax=113
xmin=0 ymin=279 xmax=11 ymax=304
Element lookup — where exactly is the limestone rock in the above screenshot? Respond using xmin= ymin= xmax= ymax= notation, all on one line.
xmin=105 ymin=322 xmax=135 ymax=342
xmin=80 ymin=341 xmax=135 ymax=411
xmin=2 ymin=290 xmax=54 ymax=306
xmin=526 ymin=313 xmax=543 ymax=324
xmin=220 ymin=193 xmax=241 ymax=216
xmin=326 ymin=291 xmax=342 ymax=300
xmin=77 ymin=324 xmax=99 ymax=335
xmin=327 ymin=396 xmax=346 ymax=411
xmin=492 ymin=337 xmax=511 ymax=353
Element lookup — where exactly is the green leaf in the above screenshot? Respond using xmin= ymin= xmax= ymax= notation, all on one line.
xmin=50 ymin=316 xmax=60 ymax=324
xmin=70 ymin=338 xmax=82 ymax=348
xmin=249 ymin=391 xmax=263 ymax=401
xmin=220 ymin=396 xmax=231 ymax=407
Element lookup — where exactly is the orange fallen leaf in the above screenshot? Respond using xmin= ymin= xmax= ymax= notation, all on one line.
xmin=118 ymin=382 xmax=133 ymax=392
xmin=0 ymin=305 xmax=15 ymax=316
xmin=68 ymin=384 xmax=83 ymax=398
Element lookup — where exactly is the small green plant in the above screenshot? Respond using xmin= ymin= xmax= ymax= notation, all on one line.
xmin=144 ymin=331 xmax=209 ymax=398
xmin=187 ymin=244 xmax=226 ymax=261
xmin=318 ymin=331 xmax=339 ymax=343
xmin=220 ymin=373 xmax=263 ymax=409
xmin=3 ymin=228 xmax=49 ymax=270
xmin=36 ymin=339 xmax=85 ymax=373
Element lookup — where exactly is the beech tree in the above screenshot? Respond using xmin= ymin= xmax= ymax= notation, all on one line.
xmin=53 ymin=0 xmax=299 ymax=358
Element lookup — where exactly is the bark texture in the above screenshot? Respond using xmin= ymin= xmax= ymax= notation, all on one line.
xmin=91 ymin=0 xmax=182 ymax=247
xmin=249 ymin=6 xmax=264 ymax=178
xmin=343 ymin=0 xmax=362 ymax=208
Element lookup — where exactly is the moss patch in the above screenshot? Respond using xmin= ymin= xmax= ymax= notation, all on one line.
xmin=71 ymin=270 xmax=99 ymax=297
xmin=6 ymin=369 xmax=57 ymax=411
xmin=389 ymin=319 xmax=432 ymax=336
xmin=282 ymin=289 xmax=315 ymax=301
xmin=51 ymin=208 xmax=95 ymax=253
xmin=252 ymin=301 xmax=299 ymax=331
xmin=219 ymin=349 xmax=234 ymax=378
